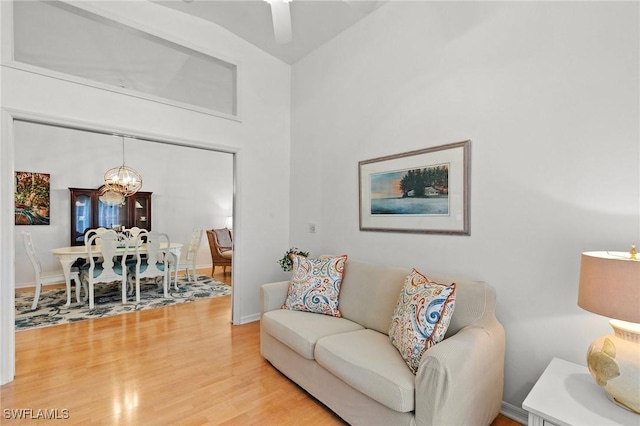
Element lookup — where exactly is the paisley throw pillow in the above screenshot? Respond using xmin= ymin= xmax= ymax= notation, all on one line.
xmin=389 ymin=269 xmax=456 ymax=374
xmin=282 ymin=254 xmax=347 ymax=317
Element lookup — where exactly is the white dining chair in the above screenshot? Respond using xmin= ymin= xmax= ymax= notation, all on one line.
xmin=80 ymin=230 xmax=132 ymax=309
xmin=126 ymin=227 xmax=143 ymax=238
xmin=83 ymin=227 xmax=109 ymax=267
xmin=22 ymin=231 xmax=82 ymax=310
xmin=129 ymin=231 xmax=171 ymax=298
xmin=170 ymin=228 xmax=203 ymax=288
xmin=83 ymin=227 xmax=109 ymax=246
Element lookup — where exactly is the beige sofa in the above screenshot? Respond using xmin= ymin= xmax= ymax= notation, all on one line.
xmin=260 ymin=260 xmax=506 ymax=425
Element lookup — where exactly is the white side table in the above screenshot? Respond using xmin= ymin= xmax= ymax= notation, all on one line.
xmin=523 ymin=358 xmax=639 ymax=426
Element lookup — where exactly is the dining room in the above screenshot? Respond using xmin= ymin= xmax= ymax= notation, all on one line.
xmin=12 ymin=118 xmax=235 ymax=317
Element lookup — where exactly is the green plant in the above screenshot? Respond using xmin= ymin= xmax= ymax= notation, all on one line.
xmin=278 ymin=247 xmax=309 ymax=272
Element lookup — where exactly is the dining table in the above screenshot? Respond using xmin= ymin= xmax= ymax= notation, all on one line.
xmin=51 ymin=242 xmax=183 ymax=306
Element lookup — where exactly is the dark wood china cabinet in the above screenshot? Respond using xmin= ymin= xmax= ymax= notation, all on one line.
xmin=69 ymin=186 xmax=152 ymax=246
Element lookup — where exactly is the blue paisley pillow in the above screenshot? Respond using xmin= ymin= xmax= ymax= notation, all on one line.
xmin=389 ymin=269 xmax=456 ymax=374
xmin=282 ymin=254 xmax=347 ymax=317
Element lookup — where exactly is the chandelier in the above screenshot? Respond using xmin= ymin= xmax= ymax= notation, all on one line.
xmin=103 ymin=136 xmax=142 ymax=197
xmin=98 ymin=188 xmax=125 ymax=206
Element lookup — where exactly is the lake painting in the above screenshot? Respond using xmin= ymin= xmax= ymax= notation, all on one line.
xmin=369 ymin=164 xmax=449 ymax=215
xmin=359 ymin=141 xmax=469 ymax=234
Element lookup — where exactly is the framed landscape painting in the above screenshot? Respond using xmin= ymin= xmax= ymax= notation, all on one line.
xmin=359 ymin=140 xmax=470 ymax=235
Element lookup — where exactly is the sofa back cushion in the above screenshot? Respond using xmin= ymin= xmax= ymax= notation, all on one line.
xmin=338 ymin=261 xmax=494 ymax=337
xmin=424 ymin=273 xmax=494 ymax=337
xmin=338 ymin=261 xmax=411 ymax=334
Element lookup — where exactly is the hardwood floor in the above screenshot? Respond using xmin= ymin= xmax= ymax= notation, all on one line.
xmin=2 ymin=269 xmax=521 ymax=425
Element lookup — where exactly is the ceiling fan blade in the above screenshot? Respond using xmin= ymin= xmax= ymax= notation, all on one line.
xmin=268 ymin=1 xmax=292 ymax=44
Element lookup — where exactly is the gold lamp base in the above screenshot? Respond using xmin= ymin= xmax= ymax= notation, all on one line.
xmin=586 ymin=319 xmax=640 ymax=414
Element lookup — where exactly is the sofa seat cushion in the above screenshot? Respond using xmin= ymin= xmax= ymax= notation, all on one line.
xmin=262 ymin=309 xmax=364 ymax=360
xmin=315 ymin=329 xmax=415 ymax=413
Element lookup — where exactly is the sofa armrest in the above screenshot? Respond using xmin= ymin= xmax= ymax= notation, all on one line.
xmin=414 ymin=320 xmax=506 ymax=426
xmin=260 ymin=281 xmax=290 ymax=316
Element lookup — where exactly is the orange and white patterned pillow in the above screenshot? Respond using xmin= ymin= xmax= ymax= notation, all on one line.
xmin=282 ymin=254 xmax=347 ymax=317
xmin=389 ymin=269 xmax=456 ymax=374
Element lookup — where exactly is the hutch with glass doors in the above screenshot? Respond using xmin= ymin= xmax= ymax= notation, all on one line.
xmin=69 ymin=186 xmax=152 ymax=246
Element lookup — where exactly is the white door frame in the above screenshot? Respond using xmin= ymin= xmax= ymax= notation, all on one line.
xmin=0 ymin=108 xmax=239 ymax=385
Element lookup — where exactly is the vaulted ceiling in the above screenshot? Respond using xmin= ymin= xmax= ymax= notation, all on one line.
xmin=152 ymin=1 xmax=387 ymax=64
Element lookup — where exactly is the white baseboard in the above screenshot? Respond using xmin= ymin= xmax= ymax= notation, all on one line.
xmin=501 ymin=401 xmax=528 ymax=425
xmin=239 ymin=313 xmax=260 ymax=324
xmin=15 ymin=281 xmax=34 ymax=289
xmin=16 ymin=264 xmax=215 ymax=290
xmin=196 ymin=263 xmax=213 ymax=273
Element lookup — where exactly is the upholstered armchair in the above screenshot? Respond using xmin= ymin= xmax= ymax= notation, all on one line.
xmin=207 ymin=228 xmax=232 ymax=275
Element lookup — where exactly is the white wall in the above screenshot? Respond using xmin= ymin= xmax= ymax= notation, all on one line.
xmin=13 ymin=120 xmax=233 ymax=287
xmin=291 ymin=1 xmax=639 ymax=414
xmin=1 ymin=0 xmax=291 ymax=384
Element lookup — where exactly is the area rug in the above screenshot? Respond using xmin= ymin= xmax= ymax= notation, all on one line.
xmin=15 ymin=274 xmax=231 ymax=331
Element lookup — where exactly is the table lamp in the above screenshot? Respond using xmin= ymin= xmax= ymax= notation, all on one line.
xmin=577 ymin=246 xmax=640 ymax=414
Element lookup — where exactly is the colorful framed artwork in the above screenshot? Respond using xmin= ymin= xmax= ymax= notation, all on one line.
xmin=15 ymin=172 xmax=51 ymax=225
xmin=359 ymin=140 xmax=470 ymax=235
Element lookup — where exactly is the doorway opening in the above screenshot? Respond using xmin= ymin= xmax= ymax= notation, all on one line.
xmin=12 ymin=118 xmax=236 ymax=323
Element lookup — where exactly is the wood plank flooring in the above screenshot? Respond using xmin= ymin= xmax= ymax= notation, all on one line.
xmin=2 ymin=269 xmax=522 ymax=425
